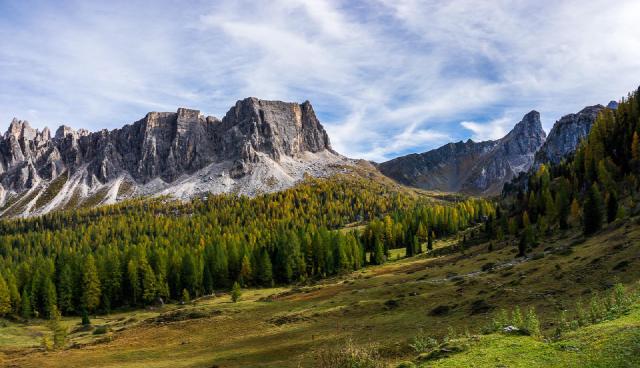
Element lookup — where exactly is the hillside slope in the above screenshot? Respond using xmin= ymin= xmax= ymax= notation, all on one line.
xmin=2 ymin=214 xmax=638 ymax=367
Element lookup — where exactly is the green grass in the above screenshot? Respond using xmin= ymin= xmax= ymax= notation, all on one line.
xmin=2 ymin=219 xmax=639 ymax=367
xmin=420 ymin=302 xmax=640 ymax=368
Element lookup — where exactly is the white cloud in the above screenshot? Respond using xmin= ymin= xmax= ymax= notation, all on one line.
xmin=460 ymin=117 xmax=512 ymax=141
xmin=1 ymin=0 xmax=639 ymax=161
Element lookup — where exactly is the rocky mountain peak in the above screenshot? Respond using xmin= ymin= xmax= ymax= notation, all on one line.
xmin=508 ymin=110 xmax=544 ymax=137
xmin=533 ymin=104 xmax=604 ymax=167
xmin=5 ymin=118 xmax=37 ymax=141
xmin=379 ymin=110 xmax=546 ymax=195
xmin=0 ymin=98 xmax=345 ymax=217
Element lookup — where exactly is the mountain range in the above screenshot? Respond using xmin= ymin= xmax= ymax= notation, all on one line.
xmin=0 ymin=97 xmax=617 ymax=217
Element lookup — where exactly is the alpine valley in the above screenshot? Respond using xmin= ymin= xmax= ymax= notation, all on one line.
xmin=1 ymin=86 xmax=640 ymax=368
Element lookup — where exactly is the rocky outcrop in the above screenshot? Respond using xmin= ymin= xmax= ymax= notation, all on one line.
xmin=0 ymin=98 xmax=343 ymax=217
xmin=379 ymin=111 xmax=546 ymax=195
xmin=533 ymin=105 xmax=604 ymax=167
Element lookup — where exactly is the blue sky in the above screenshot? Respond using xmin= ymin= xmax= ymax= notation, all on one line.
xmin=1 ymin=0 xmax=640 ymax=161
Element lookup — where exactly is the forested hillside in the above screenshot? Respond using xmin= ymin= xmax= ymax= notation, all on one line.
xmin=496 ymin=87 xmax=640 ymax=251
xmin=0 ymin=175 xmax=493 ymax=318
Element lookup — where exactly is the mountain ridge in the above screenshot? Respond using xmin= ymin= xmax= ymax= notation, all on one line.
xmin=0 ymin=98 xmax=351 ymax=217
xmin=378 ymin=110 xmax=547 ymax=195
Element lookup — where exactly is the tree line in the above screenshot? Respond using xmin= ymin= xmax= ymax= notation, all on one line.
xmin=493 ymin=87 xmax=640 ymax=254
xmin=0 ymin=175 xmax=493 ymax=318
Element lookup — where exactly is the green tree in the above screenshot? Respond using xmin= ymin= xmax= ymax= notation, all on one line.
xmin=583 ymin=184 xmax=603 ymax=236
xmin=180 ymin=253 xmax=197 ymax=296
xmin=0 ymin=274 xmax=11 ymax=316
xmin=239 ymin=255 xmax=253 ymax=286
xmin=141 ymin=262 xmax=157 ymax=304
xmin=372 ymin=237 xmax=385 ymax=265
xmin=606 ymin=191 xmax=619 ymax=223
xmin=82 ymin=255 xmax=101 ymax=312
xmin=127 ymin=259 xmax=140 ymax=305
xmin=57 ymin=264 xmax=74 ymax=314
xmin=43 ymin=277 xmax=58 ymax=319
xmin=21 ymin=289 xmax=32 ymax=318
xmin=256 ymin=249 xmax=273 ymax=286
xmin=427 ymin=231 xmax=434 ymax=251
xmin=181 ymin=288 xmax=190 ymax=303
xmin=230 ymin=281 xmax=241 ymax=303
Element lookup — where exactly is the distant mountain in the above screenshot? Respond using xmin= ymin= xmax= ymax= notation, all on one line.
xmin=0 ymin=98 xmax=353 ymax=217
xmin=533 ymin=105 xmax=604 ymax=167
xmin=378 ymin=111 xmax=547 ymax=195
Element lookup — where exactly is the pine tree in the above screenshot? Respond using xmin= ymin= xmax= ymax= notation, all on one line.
xmin=141 ymin=262 xmax=157 ymax=304
xmin=606 ymin=191 xmax=619 ymax=223
xmin=372 ymin=237 xmax=385 ymax=265
xmin=583 ymin=184 xmax=603 ymax=236
xmin=57 ymin=264 xmax=74 ymax=314
xmin=21 ymin=289 xmax=32 ymax=318
xmin=570 ymin=198 xmax=581 ymax=225
xmin=427 ymin=231 xmax=434 ymax=251
xmin=0 ymin=274 xmax=11 ymax=316
xmin=82 ymin=255 xmax=101 ymax=312
xmin=256 ymin=249 xmax=273 ymax=286
xmin=180 ymin=253 xmax=197 ymax=296
xmin=6 ymin=274 xmax=20 ymax=314
xmin=406 ymin=236 xmax=416 ymax=257
xmin=127 ymin=259 xmax=140 ymax=305
xmin=239 ymin=255 xmax=252 ymax=286
xmin=631 ymin=131 xmax=640 ymax=172
xmin=230 ymin=281 xmax=241 ymax=303
xmin=43 ymin=278 xmax=58 ymax=319
xmin=181 ymin=288 xmax=190 ymax=303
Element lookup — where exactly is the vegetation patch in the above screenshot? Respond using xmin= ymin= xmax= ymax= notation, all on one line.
xmin=148 ymin=308 xmax=222 ymax=324
xmin=34 ymin=171 xmax=68 ymax=209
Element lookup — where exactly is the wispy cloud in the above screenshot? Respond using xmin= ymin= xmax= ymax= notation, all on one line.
xmin=1 ymin=0 xmax=639 ymax=161
xmin=461 ymin=117 xmax=512 ymax=142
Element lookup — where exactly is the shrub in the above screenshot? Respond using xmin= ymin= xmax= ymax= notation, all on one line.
xmin=81 ymin=309 xmax=91 ymax=326
xmin=93 ymin=325 xmax=109 ymax=335
xmin=511 ymin=306 xmax=523 ymax=329
xmin=314 ymin=339 xmax=384 ymax=368
xmin=409 ymin=330 xmax=438 ymax=353
xmin=523 ymin=307 xmax=540 ymax=337
xmin=396 ymin=362 xmax=416 ymax=368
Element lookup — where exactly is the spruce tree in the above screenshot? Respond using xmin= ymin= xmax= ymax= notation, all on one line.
xmin=180 ymin=253 xmax=197 ymax=296
xmin=82 ymin=255 xmax=101 ymax=312
xmin=373 ymin=237 xmax=385 ymax=265
xmin=606 ymin=191 xmax=618 ymax=223
xmin=256 ymin=249 xmax=273 ymax=286
xmin=583 ymin=184 xmax=603 ymax=235
xmin=57 ymin=265 xmax=74 ymax=314
xmin=0 ymin=275 xmax=11 ymax=316
xmin=141 ymin=262 xmax=157 ymax=304
xmin=21 ymin=289 xmax=32 ymax=319
xmin=230 ymin=282 xmax=241 ymax=303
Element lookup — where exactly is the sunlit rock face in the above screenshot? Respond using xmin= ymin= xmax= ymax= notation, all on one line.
xmin=379 ymin=111 xmax=546 ymax=196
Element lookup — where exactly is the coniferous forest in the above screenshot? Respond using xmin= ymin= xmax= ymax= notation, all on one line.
xmin=0 ymin=176 xmax=493 ymax=318
xmin=494 ymin=88 xmax=640 ymax=252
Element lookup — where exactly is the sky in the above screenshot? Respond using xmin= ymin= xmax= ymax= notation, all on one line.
xmin=1 ymin=0 xmax=639 ymax=162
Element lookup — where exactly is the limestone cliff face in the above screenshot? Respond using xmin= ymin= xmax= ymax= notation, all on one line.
xmin=533 ymin=105 xmax=604 ymax=167
xmin=379 ymin=111 xmax=547 ymax=195
xmin=0 ymin=98 xmax=341 ymax=217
